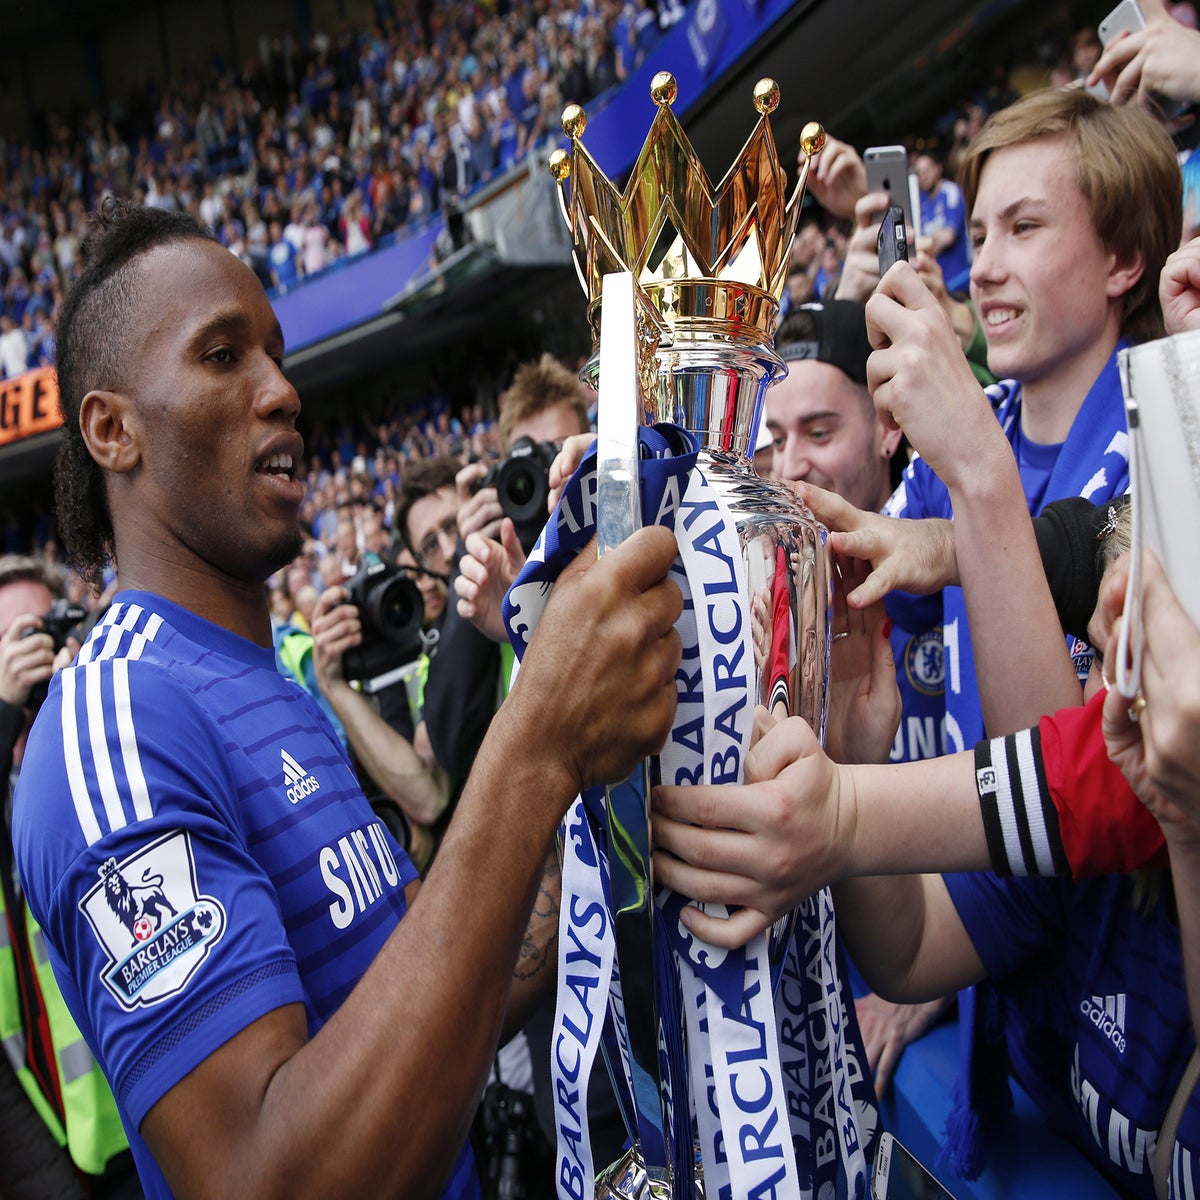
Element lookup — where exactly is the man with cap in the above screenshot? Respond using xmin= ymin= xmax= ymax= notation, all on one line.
xmin=766 ymin=299 xmax=903 ymax=516
xmin=767 ymin=301 xmax=914 ymax=745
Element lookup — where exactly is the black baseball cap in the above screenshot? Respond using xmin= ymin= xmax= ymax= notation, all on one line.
xmin=774 ymin=300 xmax=872 ymax=385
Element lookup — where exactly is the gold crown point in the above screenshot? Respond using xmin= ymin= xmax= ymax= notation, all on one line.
xmin=561 ymin=104 xmax=587 ymax=139
xmin=752 ymin=78 xmax=780 ymax=115
xmin=548 ymin=148 xmax=571 ymax=182
xmin=800 ymin=122 xmax=827 ymax=157
xmin=650 ymin=72 xmax=678 ymax=107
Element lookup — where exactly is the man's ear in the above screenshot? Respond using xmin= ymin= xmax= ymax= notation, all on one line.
xmin=1106 ymin=247 xmax=1145 ymax=302
xmin=79 ymin=390 xmax=140 ymax=474
xmin=880 ymin=422 xmax=904 ymax=461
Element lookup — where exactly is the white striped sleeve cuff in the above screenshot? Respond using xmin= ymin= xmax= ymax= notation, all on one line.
xmin=974 ymin=728 xmax=1069 ymax=877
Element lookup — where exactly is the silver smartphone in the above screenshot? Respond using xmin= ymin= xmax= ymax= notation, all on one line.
xmin=1098 ymin=0 xmax=1144 ymax=46
xmin=1094 ymin=0 xmax=1186 ymax=114
xmin=864 ymin=146 xmax=920 ymax=241
xmin=871 ymin=1131 xmax=957 ymax=1200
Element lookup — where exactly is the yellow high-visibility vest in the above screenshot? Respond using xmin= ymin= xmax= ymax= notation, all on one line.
xmin=0 ymin=886 xmax=129 ymax=1176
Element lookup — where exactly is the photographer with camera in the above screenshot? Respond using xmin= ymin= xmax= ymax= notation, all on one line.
xmin=421 ymin=356 xmax=591 ymax=783
xmin=0 ymin=556 xmax=140 ymax=1198
xmin=309 ymin=544 xmax=450 ymax=874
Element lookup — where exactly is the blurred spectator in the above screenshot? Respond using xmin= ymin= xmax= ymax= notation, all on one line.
xmin=0 ymin=314 xmax=28 ymax=377
xmin=1172 ymin=1 xmax=1199 ymax=26
xmin=267 ymin=218 xmax=301 ymax=290
xmin=340 ymin=188 xmax=373 ymax=255
xmin=813 ymin=233 xmax=845 ymax=300
xmin=1070 ymin=25 xmax=1103 ymax=80
xmin=300 ymin=199 xmax=332 ymax=273
xmin=786 ymin=219 xmax=825 ymax=308
xmin=912 ymin=146 xmax=970 ymax=291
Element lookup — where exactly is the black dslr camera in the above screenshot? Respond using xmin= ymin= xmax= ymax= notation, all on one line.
xmin=20 ymin=598 xmax=87 ymax=708
xmin=18 ymin=597 xmax=87 ymax=654
xmin=342 ymin=556 xmax=426 ymax=685
xmin=475 ymin=1081 xmax=550 ymax=1200
xmin=39 ymin=598 xmax=88 ymax=651
xmin=484 ymin=437 xmax=558 ymax=553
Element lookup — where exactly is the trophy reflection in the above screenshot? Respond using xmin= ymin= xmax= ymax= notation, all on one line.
xmin=548 ymin=74 xmax=832 ymax=1199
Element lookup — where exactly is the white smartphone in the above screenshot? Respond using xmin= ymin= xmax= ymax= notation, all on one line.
xmin=864 ymin=146 xmax=920 ymax=241
xmin=871 ymin=1131 xmax=957 ymax=1200
xmin=1098 ymin=0 xmax=1144 ymax=46
xmin=1094 ymin=0 xmax=1185 ymax=114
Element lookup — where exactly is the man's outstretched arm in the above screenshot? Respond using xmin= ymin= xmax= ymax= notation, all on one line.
xmin=141 ymin=527 xmax=682 ymax=1200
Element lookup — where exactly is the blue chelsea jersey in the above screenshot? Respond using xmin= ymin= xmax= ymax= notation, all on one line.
xmin=946 ymin=870 xmax=1200 ymax=1199
xmin=13 ymin=592 xmax=479 ymax=1200
xmin=884 ymin=352 xmax=1131 ymax=761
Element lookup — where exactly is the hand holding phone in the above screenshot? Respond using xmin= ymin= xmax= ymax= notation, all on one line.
xmin=1098 ymin=0 xmax=1144 ymax=48
xmin=1094 ymin=0 xmax=1185 ymax=117
xmin=877 ymin=206 xmax=909 ymax=278
xmin=1087 ymin=0 xmax=1144 ymax=95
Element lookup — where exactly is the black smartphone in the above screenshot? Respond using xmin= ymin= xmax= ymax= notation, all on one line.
xmin=877 ymin=205 xmax=909 ymax=278
xmin=871 ymin=1132 xmax=957 ymax=1200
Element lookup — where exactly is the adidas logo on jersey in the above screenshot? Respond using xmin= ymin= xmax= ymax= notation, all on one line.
xmin=1079 ymin=993 xmax=1127 ymax=1054
xmin=282 ymin=749 xmax=321 ymax=804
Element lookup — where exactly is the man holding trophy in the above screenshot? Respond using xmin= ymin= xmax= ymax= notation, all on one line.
xmin=11 ymin=200 xmax=682 ymax=1200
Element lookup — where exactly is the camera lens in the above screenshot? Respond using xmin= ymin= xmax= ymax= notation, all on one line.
xmin=367 ymin=575 xmax=423 ymax=645
xmin=503 ymin=465 xmax=536 ymax=512
xmin=496 ymin=459 xmax=546 ymax=524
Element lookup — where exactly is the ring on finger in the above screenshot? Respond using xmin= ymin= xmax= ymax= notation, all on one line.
xmin=1127 ymin=690 xmax=1147 ymax=724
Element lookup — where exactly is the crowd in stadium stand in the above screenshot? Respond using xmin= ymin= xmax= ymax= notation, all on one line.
xmin=0 ymin=0 xmax=689 ymax=381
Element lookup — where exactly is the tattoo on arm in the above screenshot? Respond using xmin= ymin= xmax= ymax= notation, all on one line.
xmin=515 ymin=853 xmax=560 ymax=982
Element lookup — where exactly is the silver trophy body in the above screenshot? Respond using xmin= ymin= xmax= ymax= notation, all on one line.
xmin=659 ymin=339 xmax=830 ymax=738
xmin=584 ymin=305 xmax=830 ymax=1200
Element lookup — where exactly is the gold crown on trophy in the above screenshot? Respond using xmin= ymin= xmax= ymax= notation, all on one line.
xmin=548 ymin=72 xmax=825 ymax=350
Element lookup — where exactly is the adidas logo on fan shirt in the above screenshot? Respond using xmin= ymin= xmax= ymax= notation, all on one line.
xmin=282 ymin=749 xmax=321 ymax=804
xmin=1079 ymin=993 xmax=1127 ymax=1054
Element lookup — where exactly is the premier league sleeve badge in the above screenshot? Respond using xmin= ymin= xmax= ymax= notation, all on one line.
xmin=80 ymin=830 xmax=227 ymax=1010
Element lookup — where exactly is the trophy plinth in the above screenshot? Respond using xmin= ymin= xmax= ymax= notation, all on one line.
xmin=595 ymin=1144 xmax=705 ymax=1200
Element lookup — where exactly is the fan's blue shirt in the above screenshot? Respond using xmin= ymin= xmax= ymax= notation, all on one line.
xmin=884 ymin=350 xmax=1131 ymax=762
xmin=12 ymin=592 xmax=480 ymax=1200
xmin=945 ymin=870 xmax=1200 ymax=1199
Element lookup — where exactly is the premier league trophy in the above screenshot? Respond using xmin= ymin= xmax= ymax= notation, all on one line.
xmin=517 ymin=73 xmax=873 ymax=1200
xmin=548 ymin=72 xmax=830 ymax=730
